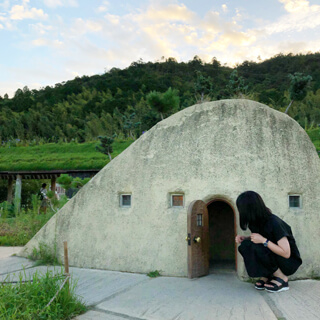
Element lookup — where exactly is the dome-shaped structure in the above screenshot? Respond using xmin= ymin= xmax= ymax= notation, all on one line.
xmin=21 ymin=99 xmax=320 ymax=279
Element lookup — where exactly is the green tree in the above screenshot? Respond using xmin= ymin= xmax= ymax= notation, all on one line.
xmin=96 ymin=135 xmax=116 ymax=161
xmin=56 ymin=174 xmax=73 ymax=191
xmin=285 ymin=72 xmax=312 ymax=114
xmin=146 ymin=87 xmax=180 ymax=120
xmin=71 ymin=177 xmax=90 ymax=188
xmin=194 ymin=71 xmax=213 ymax=103
xmin=226 ymin=70 xmax=248 ymax=97
xmin=56 ymin=174 xmax=90 ymax=199
xmin=122 ymin=112 xmax=141 ymax=139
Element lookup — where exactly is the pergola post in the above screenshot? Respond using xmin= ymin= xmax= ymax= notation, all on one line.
xmin=14 ymin=174 xmax=22 ymax=213
xmin=7 ymin=177 xmax=14 ymax=203
xmin=51 ymin=177 xmax=57 ymax=198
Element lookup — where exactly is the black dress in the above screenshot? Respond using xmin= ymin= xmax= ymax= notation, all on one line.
xmin=238 ymin=214 xmax=302 ymax=277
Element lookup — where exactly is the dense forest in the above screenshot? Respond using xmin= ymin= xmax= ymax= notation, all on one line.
xmin=1 ymin=52 xmax=320 ymax=144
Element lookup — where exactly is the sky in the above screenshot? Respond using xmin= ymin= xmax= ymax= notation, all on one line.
xmin=1 ymin=0 xmax=320 ymax=97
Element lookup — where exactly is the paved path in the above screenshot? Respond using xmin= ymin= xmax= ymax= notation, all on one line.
xmin=1 ymin=247 xmax=319 ymax=320
xmin=0 ymin=246 xmax=23 ymax=259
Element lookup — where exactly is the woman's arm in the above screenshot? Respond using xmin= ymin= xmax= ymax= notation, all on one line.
xmin=250 ymin=233 xmax=291 ymax=258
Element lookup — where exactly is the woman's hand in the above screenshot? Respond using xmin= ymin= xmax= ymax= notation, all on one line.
xmin=235 ymin=235 xmax=246 ymax=244
xmin=250 ymin=233 xmax=266 ymax=244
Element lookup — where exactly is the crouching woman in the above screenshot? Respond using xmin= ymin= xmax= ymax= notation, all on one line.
xmin=235 ymin=191 xmax=302 ymax=292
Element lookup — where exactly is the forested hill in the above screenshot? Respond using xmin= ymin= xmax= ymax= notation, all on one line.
xmin=1 ymin=52 xmax=320 ymax=144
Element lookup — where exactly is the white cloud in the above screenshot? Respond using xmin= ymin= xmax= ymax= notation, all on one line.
xmin=67 ymin=69 xmax=80 ymax=78
xmin=85 ymin=20 xmax=102 ymax=32
xmin=222 ymin=4 xmax=228 ymax=12
xmin=53 ymin=39 xmax=63 ymax=47
xmin=43 ymin=0 xmax=78 ymax=8
xmin=0 ymin=0 xmax=10 ymax=10
xmin=32 ymin=38 xmax=47 ymax=46
xmin=70 ymin=18 xmax=103 ymax=35
xmin=0 ymin=23 xmax=3 ymax=29
xmin=279 ymin=0 xmax=310 ymax=13
xmin=44 ymin=0 xmax=63 ymax=8
xmin=67 ymin=0 xmax=78 ymax=7
xmin=98 ymin=1 xmax=109 ymax=13
xmin=137 ymin=3 xmax=196 ymax=22
xmin=104 ymin=13 xmax=120 ymax=25
xmin=30 ymin=23 xmax=53 ymax=35
xmin=93 ymin=2 xmax=259 ymax=65
xmin=32 ymin=38 xmax=63 ymax=48
xmin=10 ymin=5 xmax=48 ymax=20
xmin=265 ymin=1 xmax=320 ymax=34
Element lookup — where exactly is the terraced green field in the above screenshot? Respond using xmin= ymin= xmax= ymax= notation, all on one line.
xmin=0 ymin=128 xmax=319 ymax=172
xmin=0 ymin=139 xmax=134 ymax=171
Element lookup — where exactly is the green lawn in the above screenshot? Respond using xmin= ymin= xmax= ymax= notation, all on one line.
xmin=0 ymin=139 xmax=134 ymax=171
xmin=306 ymin=128 xmax=320 ymax=153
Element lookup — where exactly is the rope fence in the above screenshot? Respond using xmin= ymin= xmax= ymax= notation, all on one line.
xmin=0 ymin=273 xmax=67 ymax=284
xmin=1 ymin=241 xmax=71 ymax=316
xmin=38 ymin=274 xmax=71 ymax=315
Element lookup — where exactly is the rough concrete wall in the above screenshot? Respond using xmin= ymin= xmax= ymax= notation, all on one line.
xmin=21 ymin=99 xmax=320 ymax=278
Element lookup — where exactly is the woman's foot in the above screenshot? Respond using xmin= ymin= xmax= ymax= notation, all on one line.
xmin=265 ymin=269 xmax=289 ymax=292
xmin=255 ymin=277 xmax=269 ymax=290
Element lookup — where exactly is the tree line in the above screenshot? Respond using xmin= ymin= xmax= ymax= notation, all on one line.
xmin=1 ymin=53 xmax=320 ymax=144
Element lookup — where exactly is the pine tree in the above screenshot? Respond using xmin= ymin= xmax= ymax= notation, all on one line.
xmin=96 ymin=135 xmax=116 ymax=161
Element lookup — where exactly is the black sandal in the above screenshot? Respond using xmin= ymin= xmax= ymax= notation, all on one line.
xmin=254 ymin=278 xmax=270 ymax=290
xmin=265 ymin=276 xmax=289 ymax=293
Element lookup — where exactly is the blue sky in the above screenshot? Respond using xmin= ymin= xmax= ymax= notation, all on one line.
xmin=1 ymin=0 xmax=320 ymax=97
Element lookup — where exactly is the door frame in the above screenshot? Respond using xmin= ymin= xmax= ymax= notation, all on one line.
xmin=206 ymin=197 xmax=238 ymax=271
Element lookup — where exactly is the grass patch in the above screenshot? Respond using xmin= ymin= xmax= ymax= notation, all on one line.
xmin=147 ymin=270 xmax=161 ymax=278
xmin=306 ymin=128 xmax=320 ymax=153
xmin=0 ymin=139 xmax=134 ymax=171
xmin=0 ymin=269 xmax=87 ymax=319
xmin=28 ymin=242 xmax=60 ymax=266
xmin=0 ymin=212 xmax=55 ymax=246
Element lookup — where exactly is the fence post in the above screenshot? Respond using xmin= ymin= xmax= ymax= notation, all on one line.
xmin=63 ymin=241 xmax=70 ymax=294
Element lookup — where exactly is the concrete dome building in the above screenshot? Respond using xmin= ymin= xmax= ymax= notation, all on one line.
xmin=21 ymin=99 xmax=320 ymax=279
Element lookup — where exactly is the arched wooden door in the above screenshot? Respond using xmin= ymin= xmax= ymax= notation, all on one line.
xmin=187 ymin=200 xmax=209 ymax=279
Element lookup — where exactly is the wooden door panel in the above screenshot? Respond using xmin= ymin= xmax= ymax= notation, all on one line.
xmin=187 ymin=200 xmax=209 ymax=278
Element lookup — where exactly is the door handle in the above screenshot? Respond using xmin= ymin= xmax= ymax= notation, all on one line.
xmin=186 ymin=233 xmax=191 ymax=246
xmin=193 ymin=237 xmax=201 ymax=243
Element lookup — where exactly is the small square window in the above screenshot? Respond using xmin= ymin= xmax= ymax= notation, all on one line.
xmin=171 ymin=194 xmax=184 ymax=207
xmin=289 ymin=195 xmax=301 ymax=208
xmin=120 ymin=194 xmax=131 ymax=207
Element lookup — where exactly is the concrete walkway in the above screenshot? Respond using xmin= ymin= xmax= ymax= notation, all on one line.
xmin=1 ymin=247 xmax=320 ymax=320
xmin=0 ymin=246 xmax=23 ymax=259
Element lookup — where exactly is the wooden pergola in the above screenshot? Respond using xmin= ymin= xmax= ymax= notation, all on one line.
xmin=0 ymin=169 xmax=100 ymax=209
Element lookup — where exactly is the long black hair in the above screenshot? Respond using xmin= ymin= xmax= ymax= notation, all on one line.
xmin=236 ymin=191 xmax=272 ymax=231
